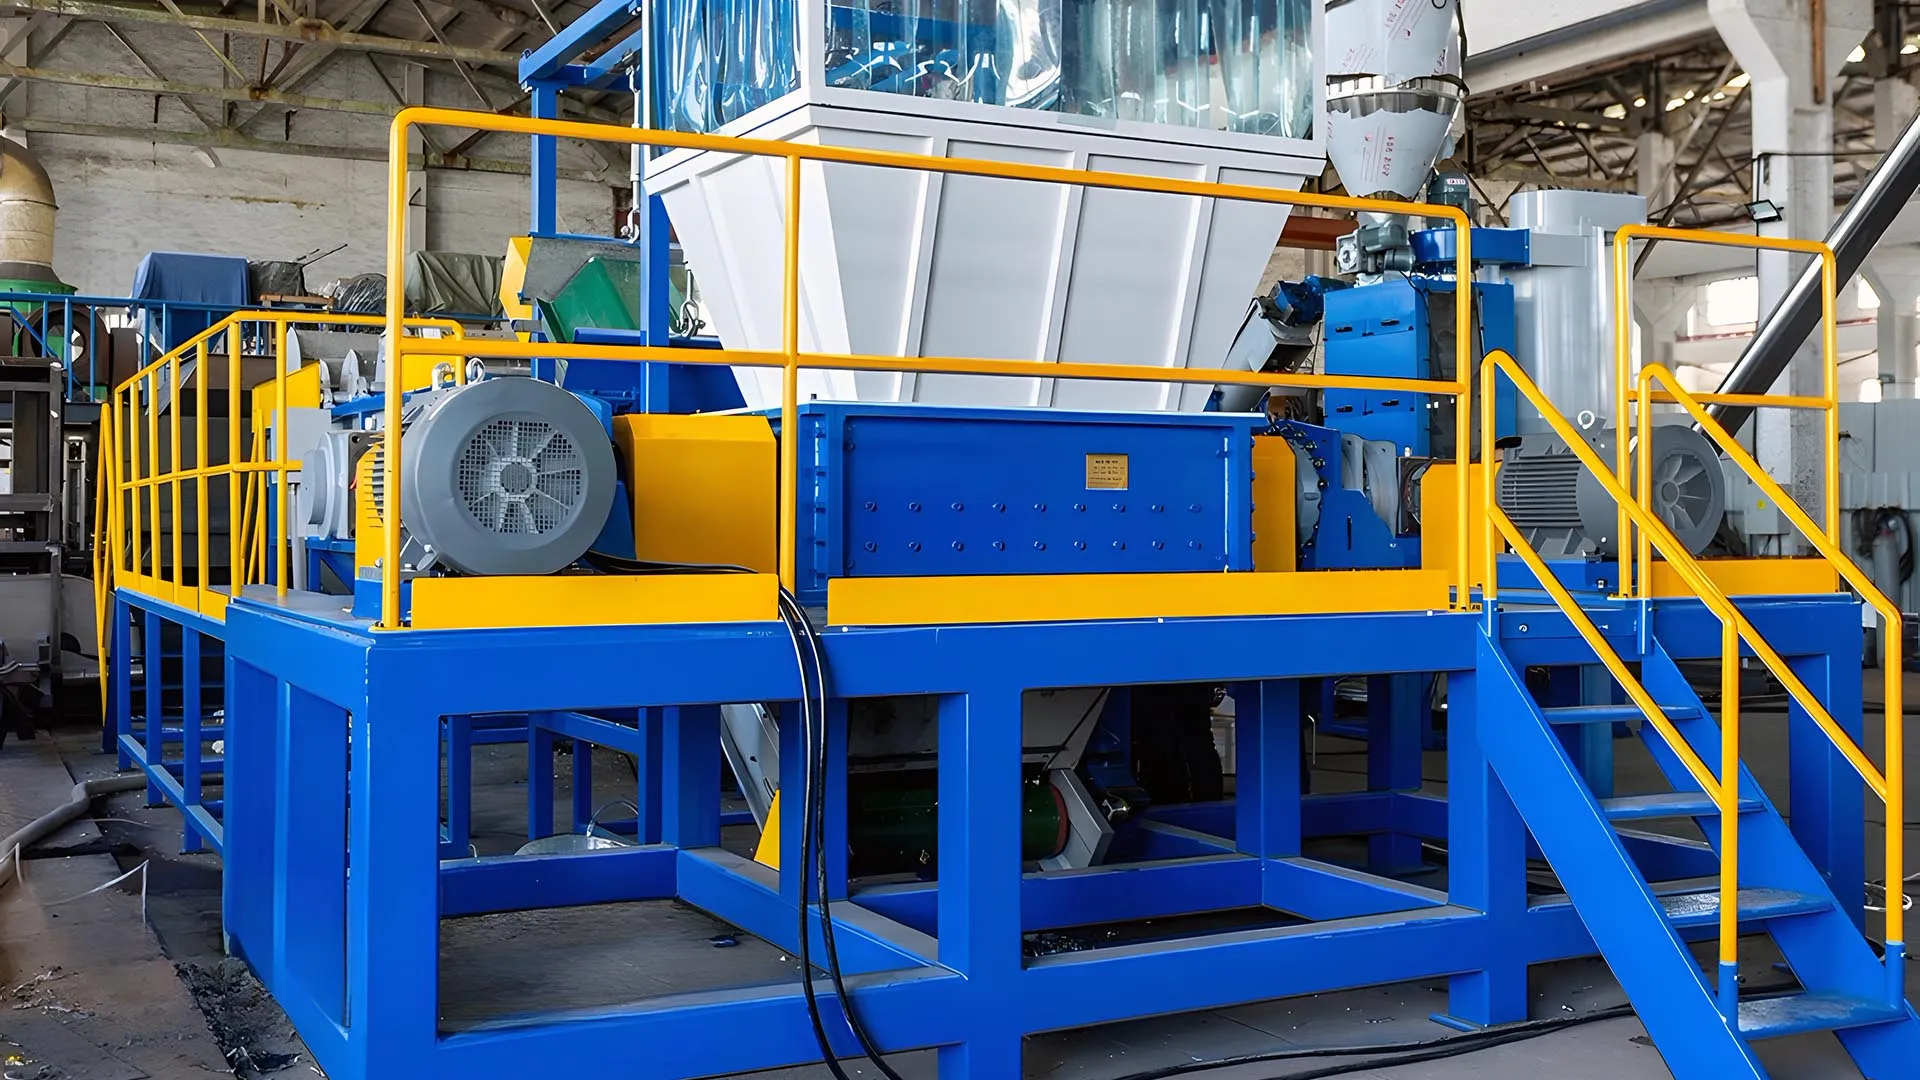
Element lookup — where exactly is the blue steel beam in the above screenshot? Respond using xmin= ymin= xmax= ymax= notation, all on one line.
xmin=518 ymin=0 xmax=640 ymax=85
xmin=440 ymin=846 xmax=678 ymax=916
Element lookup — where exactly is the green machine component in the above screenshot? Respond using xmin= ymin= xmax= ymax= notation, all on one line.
xmin=847 ymin=774 xmax=1068 ymax=877
xmin=535 ymin=255 xmax=690 ymax=343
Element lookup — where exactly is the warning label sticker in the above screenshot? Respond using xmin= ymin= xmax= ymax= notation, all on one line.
xmin=1085 ymin=453 xmax=1129 ymax=490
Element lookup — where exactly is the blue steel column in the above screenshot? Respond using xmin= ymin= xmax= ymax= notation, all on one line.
xmin=279 ymin=685 xmax=350 ymax=1024
xmin=528 ymin=724 xmax=555 ymax=839
xmin=181 ymin=628 xmax=204 ymax=853
xmin=143 ymin=610 xmax=162 ymax=805
xmin=1446 ymin=656 xmax=1529 ymax=1025
xmin=346 ymin=655 xmax=442 ymax=1074
xmin=937 ymin=689 xmax=1024 ymax=1078
xmin=822 ymin=699 xmax=850 ymax=899
xmin=529 ymin=86 xmax=559 ymax=235
xmin=221 ymin=658 xmax=280 ymax=977
xmin=633 ymin=707 xmax=663 ymax=845
xmin=571 ymin=736 xmax=597 ymax=833
xmin=444 ymin=716 xmax=472 ymax=857
xmin=779 ymin=697 xmax=806 ymax=912
xmin=661 ymin=706 xmax=719 ymax=848
xmin=1788 ymin=647 xmax=1867 ymax=930
xmin=1233 ymin=681 xmax=1303 ymax=891
xmin=1366 ymin=673 xmax=1424 ymax=871
xmin=112 ymin=596 xmax=132 ymax=769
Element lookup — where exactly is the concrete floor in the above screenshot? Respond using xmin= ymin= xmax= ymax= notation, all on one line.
xmin=1 ymin=669 xmax=1916 ymax=1079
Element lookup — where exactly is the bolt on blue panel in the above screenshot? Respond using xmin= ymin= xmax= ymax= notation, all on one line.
xmin=792 ymin=402 xmax=1262 ymax=605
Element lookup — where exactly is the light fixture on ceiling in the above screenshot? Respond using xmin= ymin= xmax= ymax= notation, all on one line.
xmin=1904 ymin=40 xmax=1918 ymax=55
xmin=1745 ymin=199 xmax=1784 ymax=224
xmin=193 ymin=147 xmax=220 ymax=169
xmin=1848 ymin=44 xmax=1867 ymax=64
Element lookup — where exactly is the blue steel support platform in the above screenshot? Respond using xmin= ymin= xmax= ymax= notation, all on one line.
xmin=180 ymin=575 xmax=1879 ymax=1080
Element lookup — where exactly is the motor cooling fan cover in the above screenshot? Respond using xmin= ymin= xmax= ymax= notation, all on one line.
xmin=399 ymin=377 xmax=616 ymax=576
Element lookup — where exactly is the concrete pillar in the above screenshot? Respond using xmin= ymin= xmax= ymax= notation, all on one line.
xmin=1637 ymin=130 xmax=1678 ymax=211
xmin=1863 ymin=257 xmax=1920 ymax=398
xmin=1710 ymin=0 xmax=1871 ymax=541
xmin=403 ymin=63 xmax=427 ymax=253
xmin=1867 ymin=79 xmax=1920 ymax=398
xmin=1874 ymin=77 xmax=1919 ymax=148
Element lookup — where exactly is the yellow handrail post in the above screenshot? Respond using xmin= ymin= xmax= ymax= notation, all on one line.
xmin=1717 ymin=617 xmax=1740 ymax=1016
xmin=171 ymin=348 xmax=187 ymax=597
xmin=229 ymin=321 xmax=243 ymax=596
xmin=195 ymin=333 xmax=211 ymax=608
xmin=1449 ymin=215 xmax=1473 ymax=610
xmin=1822 ymin=253 xmax=1840 ymax=547
xmin=1480 ymin=350 xmax=1499 ymax=605
xmin=272 ymin=319 xmax=290 ymax=595
xmin=146 ymin=369 xmax=159 ymax=585
xmin=129 ymin=385 xmax=143 ymax=583
xmin=94 ymin=408 xmax=114 ymax=717
xmin=380 ymin=114 xmax=411 ymax=630
xmin=1614 ymin=226 xmax=1635 ymax=598
xmin=1636 ymin=380 xmax=1653 ymax=598
xmin=779 ymin=153 xmax=801 ymax=595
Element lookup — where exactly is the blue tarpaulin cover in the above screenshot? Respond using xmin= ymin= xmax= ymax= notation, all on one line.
xmin=130 ymin=252 xmax=249 ymax=351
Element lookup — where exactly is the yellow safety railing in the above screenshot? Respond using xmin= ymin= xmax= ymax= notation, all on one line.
xmin=378 ymin=106 xmax=1482 ymax=630
xmin=92 ymin=405 xmax=117 ymax=714
xmin=1638 ymin=362 xmax=1904 ymax=947
xmin=1612 ymin=226 xmax=1839 ymax=597
xmin=100 ymin=311 xmax=465 ymax=623
xmin=1482 ymin=350 xmax=1901 ymax=1004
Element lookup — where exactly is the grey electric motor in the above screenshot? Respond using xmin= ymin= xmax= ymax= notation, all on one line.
xmin=394 ymin=376 xmax=618 ymax=576
xmin=1496 ymin=425 xmax=1725 ymax=558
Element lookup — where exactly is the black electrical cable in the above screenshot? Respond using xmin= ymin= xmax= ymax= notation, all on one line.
xmin=775 ymin=598 xmax=856 ymax=1080
xmin=781 ymin=588 xmax=910 ymax=1080
xmin=1111 ymin=977 xmax=1806 ymax=1080
xmin=771 ymin=588 xmax=906 ymax=1076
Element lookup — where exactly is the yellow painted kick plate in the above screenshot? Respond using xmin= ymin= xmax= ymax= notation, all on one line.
xmin=1649 ymin=558 xmax=1839 ymax=598
xmin=827 ymin=569 xmax=1454 ymax=627
xmin=409 ymin=572 xmax=779 ymax=629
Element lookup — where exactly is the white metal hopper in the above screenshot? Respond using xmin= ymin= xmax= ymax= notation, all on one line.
xmin=644 ymin=0 xmax=1327 ymax=412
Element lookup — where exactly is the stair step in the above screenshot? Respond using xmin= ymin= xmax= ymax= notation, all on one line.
xmin=1599 ymin=793 xmax=1761 ymax=821
xmin=1657 ymin=887 xmax=1830 ymax=928
xmin=1544 ymin=703 xmax=1702 ymax=725
xmin=1737 ymin=992 xmax=1907 ymax=1040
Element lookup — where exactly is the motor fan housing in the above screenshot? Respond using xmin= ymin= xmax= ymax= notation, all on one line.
xmin=398 ymin=376 xmax=616 ymax=576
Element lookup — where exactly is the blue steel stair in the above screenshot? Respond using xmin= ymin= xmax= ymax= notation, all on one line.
xmin=1476 ymin=627 xmax=1920 ymax=1079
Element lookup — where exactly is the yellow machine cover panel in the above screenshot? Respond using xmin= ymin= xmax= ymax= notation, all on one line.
xmin=613 ymin=413 xmax=777 ymax=573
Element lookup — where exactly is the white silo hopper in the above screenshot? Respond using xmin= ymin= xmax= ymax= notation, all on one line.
xmin=644 ymin=0 xmax=1326 ymax=412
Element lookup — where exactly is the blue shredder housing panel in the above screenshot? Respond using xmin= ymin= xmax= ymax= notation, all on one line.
xmin=793 ymin=403 xmax=1262 ymax=604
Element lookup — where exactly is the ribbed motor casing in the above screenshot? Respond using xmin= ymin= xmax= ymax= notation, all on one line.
xmin=1496 ymin=451 xmax=1583 ymax=530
